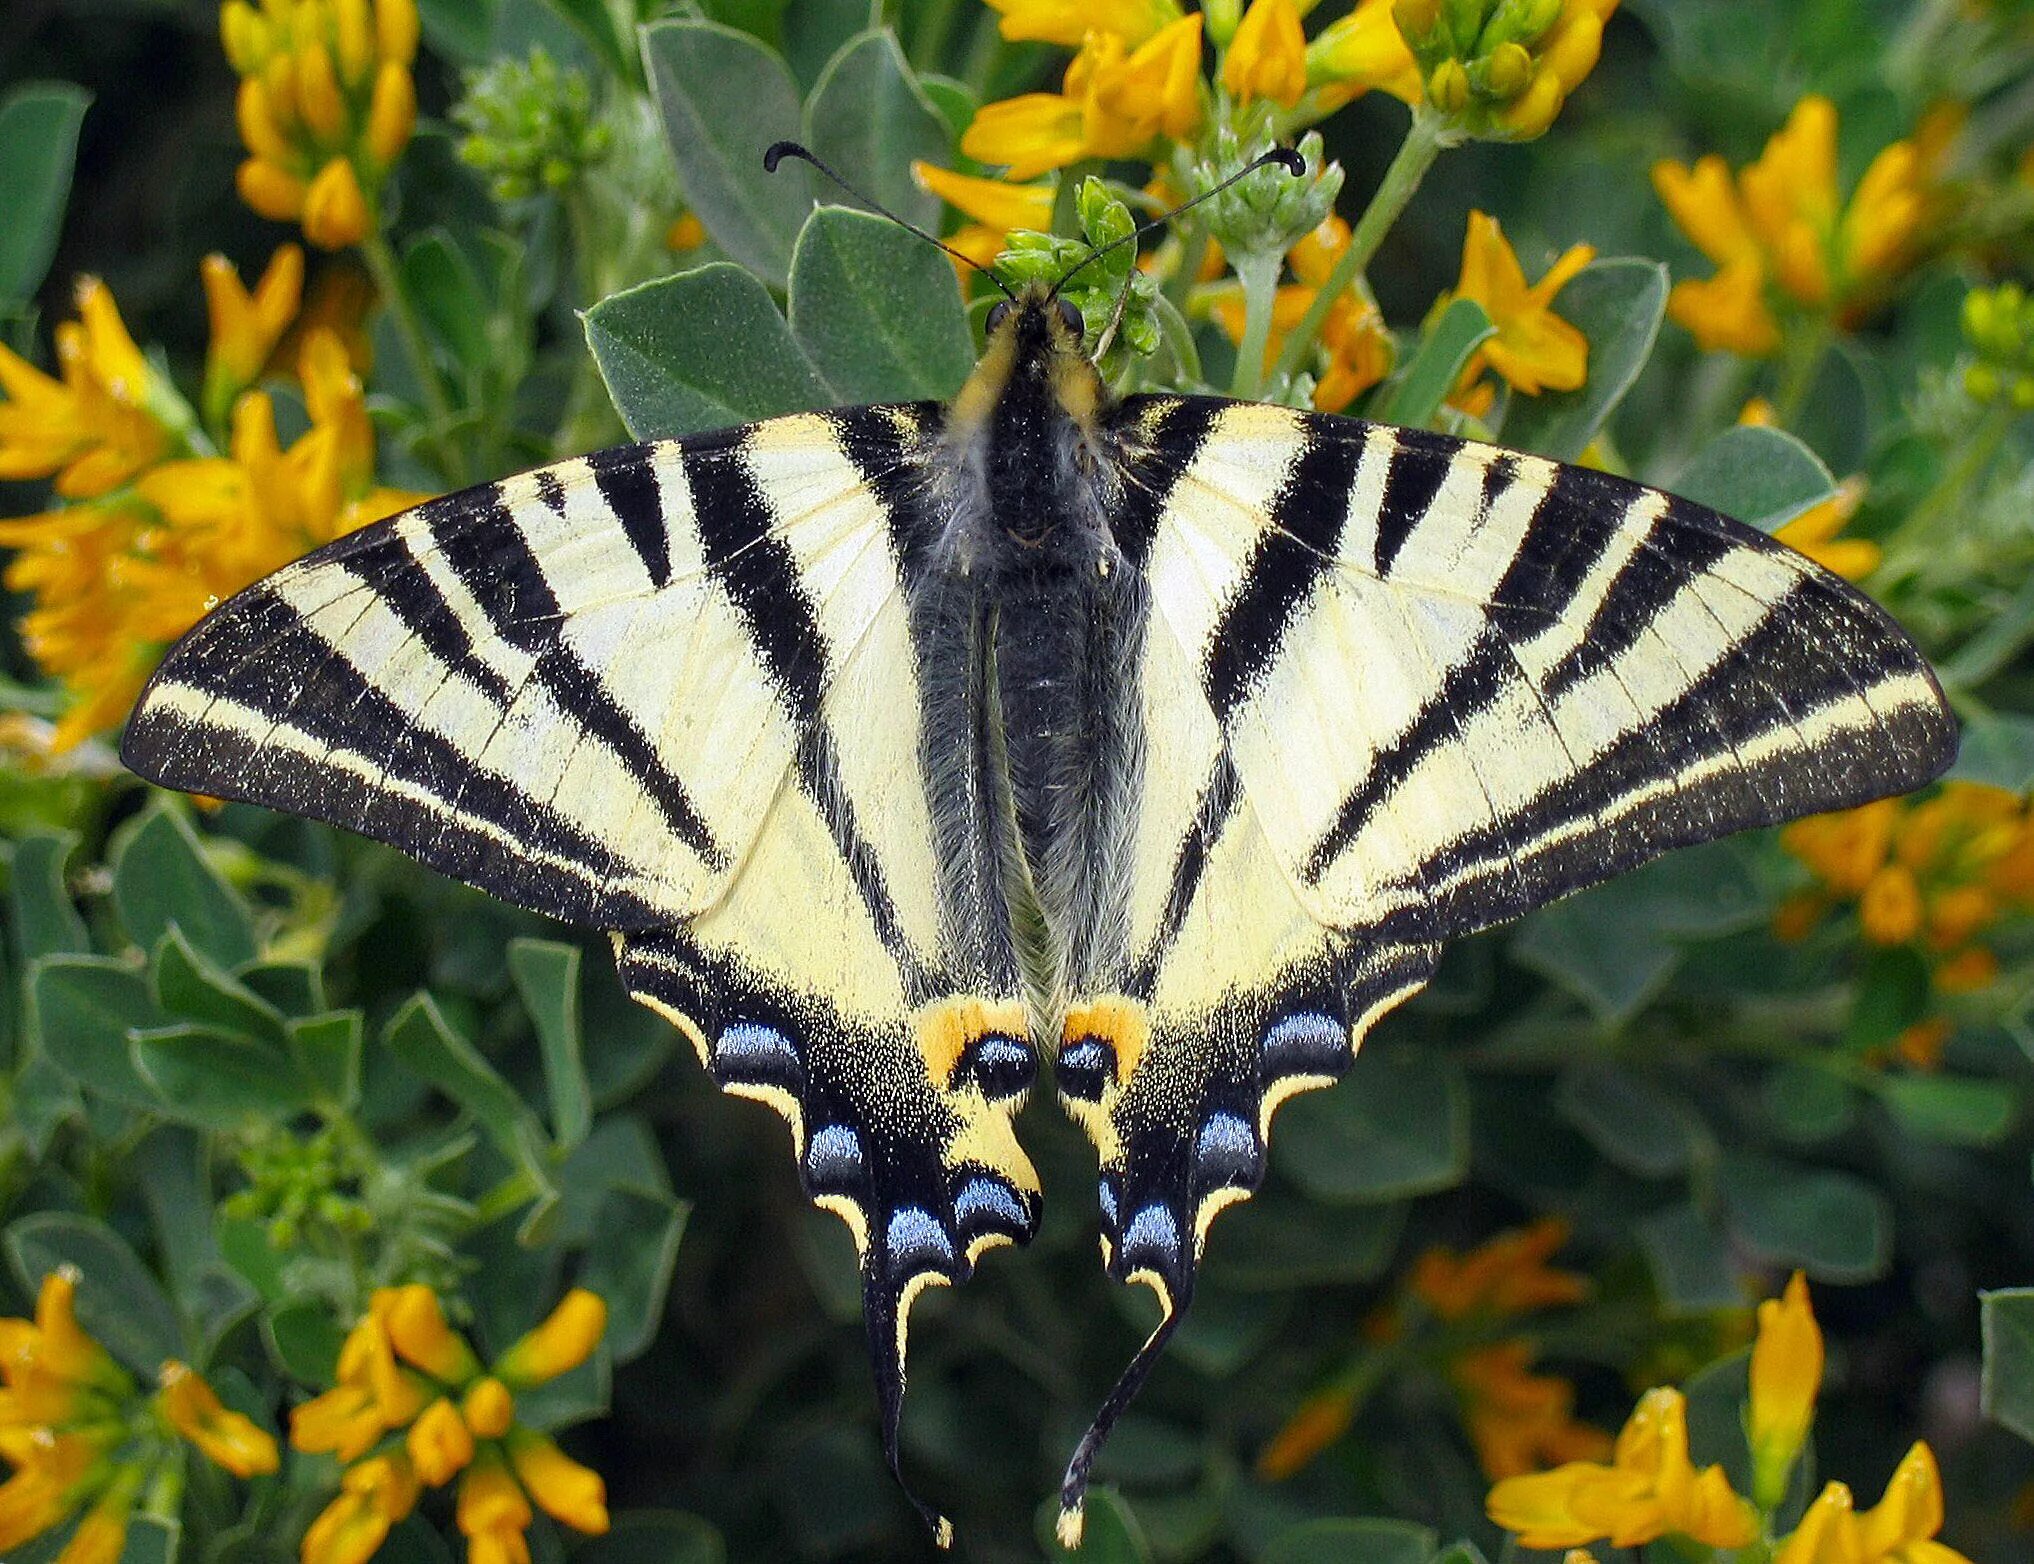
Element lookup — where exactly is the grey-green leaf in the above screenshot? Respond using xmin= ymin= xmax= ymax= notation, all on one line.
xmin=0 ymin=82 xmax=91 ymax=306
xmin=508 ymin=938 xmax=592 ymax=1148
xmin=787 ymin=205 xmax=974 ymax=402
xmin=5 ymin=1211 xmax=184 ymax=1372
xmin=1260 ymin=1518 xmax=1438 ymax=1564
xmin=384 ymin=992 xmax=551 ymax=1174
xmin=586 ymin=265 xmax=831 ymax=439
xmin=1498 ymin=257 xmax=1667 ymax=461
xmin=131 ymin=1023 xmax=315 ymax=1129
xmin=1982 ymin=1289 xmax=2034 ymax=1446
xmin=643 ymin=19 xmax=810 ymax=285
xmin=10 ymin=829 xmax=87 ymax=959
xmin=1374 ymin=297 xmax=1492 ymax=429
xmin=29 ymin=953 xmax=165 ymax=1109
xmin=1720 ymin=1153 xmax=1891 ymax=1282
xmin=110 ymin=804 xmax=257 ymax=969
xmin=1273 ymin=1046 xmax=1467 ymax=1203
xmin=1671 ymin=425 xmax=1836 ymax=533
xmin=802 ymin=30 xmax=948 ymax=232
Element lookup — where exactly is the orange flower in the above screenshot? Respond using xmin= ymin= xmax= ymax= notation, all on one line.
xmin=159 ymin=1362 xmax=280 ymax=1477
xmin=1453 ymin=1342 xmax=1611 ymax=1481
xmin=1410 ymin=1219 xmax=1591 ymax=1322
xmin=1776 ymin=477 xmax=1881 ymax=581
xmin=1446 ymin=212 xmax=1595 ymax=399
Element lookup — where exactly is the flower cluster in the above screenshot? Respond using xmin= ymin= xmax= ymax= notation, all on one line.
xmin=1488 ymin=1275 xmax=1971 ymax=1564
xmin=1258 ymin=1220 xmax=1606 ymax=1482
xmin=1959 ymin=282 xmax=2034 ymax=410
xmin=1780 ymin=783 xmax=2034 ymax=1060
xmin=0 ymin=256 xmax=416 ymax=749
xmin=221 ymin=0 xmax=420 ymax=249
xmin=291 ymin=1285 xmax=611 ymax=1564
xmin=1655 ymin=97 xmax=1934 ymax=357
xmin=1442 ymin=210 xmax=1594 ymax=413
xmin=1390 ymin=0 xmax=1619 ymax=140
xmin=2 ymin=1270 xmax=279 ymax=1562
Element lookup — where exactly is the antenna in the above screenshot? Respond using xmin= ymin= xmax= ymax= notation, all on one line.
xmin=1049 ymin=147 xmax=1306 ymax=299
xmin=764 ymin=141 xmax=1018 ymax=302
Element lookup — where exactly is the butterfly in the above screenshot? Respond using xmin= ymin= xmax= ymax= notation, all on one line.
xmin=121 ymin=151 xmax=1956 ymax=1547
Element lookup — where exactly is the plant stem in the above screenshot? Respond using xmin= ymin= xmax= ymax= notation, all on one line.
xmin=1772 ymin=314 xmax=1834 ymax=427
xmin=1272 ymin=111 xmax=1447 ymax=386
xmin=1229 ymin=251 xmax=1282 ymax=399
xmin=360 ymin=232 xmax=468 ymax=488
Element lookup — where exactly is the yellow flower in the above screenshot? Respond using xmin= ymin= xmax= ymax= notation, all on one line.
xmin=0 ymin=1431 xmax=98 ymax=1552
xmin=159 ymin=1362 xmax=281 ymax=1478
xmin=302 ymin=1452 xmax=421 ymax=1564
xmin=406 ymin=1398 xmax=475 ymax=1487
xmin=911 ymin=161 xmax=1055 ymax=278
xmin=0 ymin=278 xmax=172 ymax=498
xmin=493 ymin=1290 xmax=606 ymax=1389
xmin=961 ymin=14 xmax=1204 ymax=180
xmin=458 ymin=1446 xmax=535 ymax=1564
xmin=1446 ymin=211 xmax=1595 ymax=400
xmin=506 ymin=1428 xmax=609 ymax=1534
xmin=1305 ymin=0 xmax=1422 ymax=108
xmin=1776 ymin=1445 xmax=1972 ymax=1564
xmin=1257 ymin=1384 xmax=1359 ymax=1480
xmin=461 ymin=1378 xmax=515 ymax=1440
xmin=1380 ymin=0 xmax=1618 ymax=137
xmin=1776 ymin=476 xmax=1880 ymax=581
xmin=1749 ymin=1273 xmax=1822 ymax=1508
xmin=201 ymin=246 xmax=305 ymax=424
xmin=1655 ymin=96 xmax=1934 ymax=356
xmin=290 ymin=1299 xmax=429 ymax=1463
xmin=53 ymin=1472 xmax=138 ymax=1564
xmin=982 ymin=0 xmax=1181 ymax=47
xmin=1452 ymin=1342 xmax=1611 ymax=1481
xmin=1215 ymin=216 xmax=1394 ymax=413
xmin=1410 ymin=1219 xmax=1592 ymax=1322
xmin=220 ymin=0 xmax=420 ymax=249
xmin=1486 ymin=1387 xmax=1757 ymax=1551
xmin=1223 ymin=0 xmax=1309 ymax=108
xmin=382 ymin=1286 xmax=483 ymax=1384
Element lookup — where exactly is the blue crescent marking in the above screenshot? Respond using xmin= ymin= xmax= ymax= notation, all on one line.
xmin=1122 ymin=1204 xmax=1180 ymax=1262
xmin=1097 ymin=1179 xmax=1120 ymax=1228
xmin=1195 ymin=1111 xmax=1259 ymax=1177
xmin=885 ymin=1206 xmax=955 ymax=1265
xmin=952 ymin=1177 xmax=1027 ymax=1229
xmin=714 ymin=1021 xmax=801 ymax=1069
xmin=806 ymin=1123 xmax=864 ymax=1182
xmin=1260 ymin=1011 xmax=1343 ymax=1067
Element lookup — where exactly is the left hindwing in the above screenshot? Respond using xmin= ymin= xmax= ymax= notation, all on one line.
xmin=1063 ymin=394 xmax=1956 ymax=1309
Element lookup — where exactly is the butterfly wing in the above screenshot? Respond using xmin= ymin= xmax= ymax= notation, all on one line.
xmin=123 ymin=408 xmax=1040 ymax=1542
xmin=1050 ymin=396 xmax=1955 ymax=1536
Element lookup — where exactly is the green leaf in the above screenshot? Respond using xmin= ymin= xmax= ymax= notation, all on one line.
xmin=290 ymin=1011 xmax=363 ymax=1108
xmin=1981 ymin=1288 xmax=2034 ymax=1446
xmin=787 ymin=206 xmax=975 ymax=403
xmin=1040 ymin=1487 xmax=1150 ymax=1563
xmin=1514 ymin=840 xmax=1764 ymax=1025
xmin=264 ymin=1297 xmax=346 ymax=1384
xmin=10 ymin=830 xmax=87 ymax=958
xmin=1553 ymin=1063 xmax=1698 ymax=1177
xmin=1273 ymin=1047 xmax=1467 ymax=1203
xmin=580 ymin=1186 xmax=688 ymax=1362
xmin=1950 ymin=713 xmax=2034 ymax=791
xmin=0 ymin=82 xmax=90 ymax=305
xmin=586 ymin=266 xmax=831 ymax=439
xmin=643 ymin=19 xmax=811 ymax=285
xmin=569 ymin=1513 xmax=726 ymax=1564
xmin=1259 ymin=1518 xmax=1438 ymax=1564
xmin=538 ymin=0 xmax=632 ymax=78
xmin=1877 ymin=1074 xmax=2018 ymax=1146
xmin=5 ymin=1211 xmax=184 ymax=1371
xmin=402 ymin=232 xmax=490 ymax=375
xmin=1761 ymin=1062 xmax=1857 ymax=1144
xmin=109 ymin=804 xmax=257 ymax=968
xmin=802 ymin=30 xmax=948 ymax=232
xmin=1203 ymin=1196 xmax=1403 ymax=1289
xmin=1843 ymin=946 xmax=1931 ymax=1055
xmin=1498 ymin=258 xmax=1668 ymax=461
xmin=120 ymin=1515 xmax=180 ymax=1564
xmin=235 ymin=960 xmax=323 ymax=1017
xmin=28 ymin=954 xmax=165 ymax=1109
xmin=1375 ymin=298 xmax=1493 ymax=429
xmin=1720 ymin=1153 xmax=1891 ymax=1282
xmin=1671 ymin=425 xmax=1836 ymax=533
xmin=383 ymin=992 xmax=551 ymax=1174
xmin=508 ymin=938 xmax=591 ymax=1148
xmin=153 ymin=927 xmax=286 ymax=1043
xmin=1636 ymin=1202 xmax=1743 ymax=1313
xmin=131 ymin=1023 xmax=316 ymax=1129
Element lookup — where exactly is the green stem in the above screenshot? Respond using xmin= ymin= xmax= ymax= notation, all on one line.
xmin=1164 ymin=228 xmax=1208 ymax=316
xmin=360 ymin=232 xmax=468 ymax=488
xmin=1771 ymin=315 xmax=1834 ymax=428
xmin=1272 ymin=111 xmax=1448 ymax=387
xmin=1229 ymin=251 xmax=1282 ymax=399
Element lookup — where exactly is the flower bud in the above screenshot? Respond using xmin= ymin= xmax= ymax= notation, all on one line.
xmin=494 ymin=1290 xmax=606 ymax=1388
xmin=507 ymin=1428 xmax=611 ymax=1535
xmin=303 ymin=158 xmax=373 ymax=249
xmin=334 ymin=0 xmax=377 ymax=84
xmin=376 ymin=0 xmax=420 ymax=66
xmin=365 ymin=61 xmax=416 ymax=166
xmin=297 ymin=43 xmax=348 ymax=142
xmin=407 ymin=1397 xmax=477 ymax=1486
xmin=462 ymin=1376 xmax=516 ymax=1439
xmin=1483 ymin=40 xmax=1532 ymax=97
xmin=1429 ymin=56 xmax=1471 ymax=113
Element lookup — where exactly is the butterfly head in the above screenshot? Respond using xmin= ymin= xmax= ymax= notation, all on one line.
xmin=951 ymin=284 xmax=1106 ymax=442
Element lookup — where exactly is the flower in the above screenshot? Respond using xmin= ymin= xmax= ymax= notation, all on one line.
xmin=982 ymin=0 xmax=1181 ymax=47
xmin=1749 ymin=1272 xmax=1822 ymax=1509
xmin=1776 ymin=1444 xmax=1972 ymax=1564
xmin=1389 ymin=0 xmax=1620 ymax=139
xmin=1305 ymin=0 xmax=1422 ymax=108
xmin=1775 ymin=476 xmax=1880 ymax=581
xmin=159 ymin=1362 xmax=281 ymax=1478
xmin=295 ymin=1286 xmax=612 ymax=1564
xmin=1214 ymin=216 xmax=1394 ymax=412
xmin=1410 ymin=1219 xmax=1592 ymax=1321
xmin=1223 ymin=0 xmax=1309 ymax=108
xmin=1257 ymin=1384 xmax=1360 ymax=1480
xmin=961 ymin=14 xmax=1204 ymax=180
xmin=1452 ymin=1342 xmax=1611 ymax=1480
xmin=201 ymin=245 xmax=305 ymax=426
xmin=1486 ymin=1386 xmax=1757 ymax=1550
xmin=221 ymin=0 xmax=420 ymax=249
xmin=1444 ymin=211 xmax=1594 ymax=407
xmin=912 ymin=161 xmax=1055 ymax=275
xmin=1655 ymin=96 xmax=1934 ymax=356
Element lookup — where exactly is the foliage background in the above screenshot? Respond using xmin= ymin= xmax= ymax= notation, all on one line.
xmin=5 ymin=1 xmax=2034 ymax=1562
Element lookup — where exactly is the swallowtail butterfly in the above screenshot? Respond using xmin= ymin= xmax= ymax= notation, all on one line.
xmin=122 ymin=157 xmax=1956 ymax=1545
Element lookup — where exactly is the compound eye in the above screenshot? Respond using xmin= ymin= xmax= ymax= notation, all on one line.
xmin=985 ymin=300 xmax=1015 ymax=334
xmin=1055 ymin=296 xmax=1085 ymax=336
